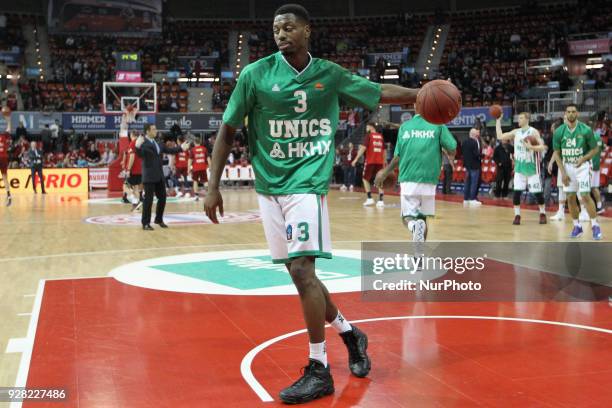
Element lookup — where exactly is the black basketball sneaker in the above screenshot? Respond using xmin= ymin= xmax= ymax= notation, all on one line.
xmin=279 ymin=359 xmax=334 ymax=404
xmin=339 ymin=324 xmax=371 ymax=377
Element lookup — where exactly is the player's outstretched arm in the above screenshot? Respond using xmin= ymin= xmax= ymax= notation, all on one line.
xmin=495 ymin=115 xmax=514 ymax=141
xmin=204 ymin=123 xmax=236 ymax=223
xmin=379 ymin=84 xmax=419 ymax=105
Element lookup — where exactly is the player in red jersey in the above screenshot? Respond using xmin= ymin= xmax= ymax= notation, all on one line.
xmin=0 ymin=131 xmax=12 ymax=206
xmin=188 ymin=137 xmax=210 ymax=201
xmin=352 ymin=123 xmax=387 ymax=208
xmin=127 ymin=131 xmax=144 ymax=211
xmin=174 ymin=143 xmax=190 ymax=198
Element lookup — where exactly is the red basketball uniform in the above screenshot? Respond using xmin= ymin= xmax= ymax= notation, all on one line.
xmin=128 ymin=140 xmax=142 ymax=175
xmin=190 ymin=145 xmax=208 ymax=182
xmin=175 ymin=151 xmax=189 ymax=177
xmin=0 ymin=133 xmax=9 ymax=172
xmin=363 ymin=132 xmax=385 ymax=180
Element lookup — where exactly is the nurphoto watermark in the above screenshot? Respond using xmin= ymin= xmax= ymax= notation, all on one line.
xmin=361 ymin=242 xmax=612 ymax=302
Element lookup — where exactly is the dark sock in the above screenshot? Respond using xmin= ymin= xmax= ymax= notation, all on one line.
xmin=367 ymin=192 xmax=372 ymax=199
xmin=379 ymin=193 xmax=384 ymax=201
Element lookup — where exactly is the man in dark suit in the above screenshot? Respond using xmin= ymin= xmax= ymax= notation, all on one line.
xmin=461 ymin=128 xmax=482 ymax=206
xmin=28 ymin=141 xmax=46 ymax=194
xmin=135 ymin=124 xmax=189 ymax=230
xmin=493 ymin=139 xmax=513 ymax=198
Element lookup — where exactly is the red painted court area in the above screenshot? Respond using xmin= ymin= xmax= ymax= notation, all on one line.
xmin=23 ymin=271 xmax=612 ymax=408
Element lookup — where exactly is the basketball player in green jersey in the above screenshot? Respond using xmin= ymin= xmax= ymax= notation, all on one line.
xmin=578 ymin=129 xmax=604 ymax=220
xmin=495 ymin=112 xmax=547 ymax=225
xmin=204 ymin=4 xmax=419 ymax=404
xmin=590 ymin=130 xmax=604 ymax=214
xmin=374 ymin=109 xmax=456 ymax=242
xmin=552 ymin=104 xmax=602 ymax=239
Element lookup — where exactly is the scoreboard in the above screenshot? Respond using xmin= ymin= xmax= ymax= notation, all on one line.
xmin=114 ymin=52 xmax=142 ymax=82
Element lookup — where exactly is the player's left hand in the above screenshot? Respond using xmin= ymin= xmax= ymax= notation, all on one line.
xmin=562 ymin=173 xmax=570 ymax=187
xmin=204 ymin=188 xmax=224 ymax=224
xmin=374 ymin=170 xmax=386 ymax=189
xmin=575 ymin=158 xmax=585 ymax=167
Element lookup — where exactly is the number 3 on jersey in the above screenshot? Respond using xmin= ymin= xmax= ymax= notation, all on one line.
xmin=294 ymin=90 xmax=307 ymax=113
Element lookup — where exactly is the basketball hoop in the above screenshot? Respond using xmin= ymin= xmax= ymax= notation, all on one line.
xmin=103 ymin=82 xmax=157 ymax=115
xmin=123 ymin=104 xmax=138 ymax=124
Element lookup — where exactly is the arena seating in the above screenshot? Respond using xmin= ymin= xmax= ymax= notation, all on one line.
xmin=22 ymin=20 xmax=232 ymax=112
xmin=438 ymin=1 xmax=612 ymax=107
xmin=248 ymin=16 xmax=428 ymax=68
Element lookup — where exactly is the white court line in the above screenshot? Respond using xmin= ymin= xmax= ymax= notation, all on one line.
xmin=10 ymin=280 xmax=45 ymax=408
xmin=2 ymin=240 xmax=582 ymax=263
xmin=0 ymin=240 xmax=370 ymax=263
xmin=240 ymin=315 xmax=612 ymax=402
xmin=16 ymin=313 xmax=31 ymax=316
xmin=0 ymin=242 xmax=271 ymax=263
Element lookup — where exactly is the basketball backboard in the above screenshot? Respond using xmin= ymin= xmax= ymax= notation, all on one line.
xmin=103 ymin=82 xmax=157 ymax=114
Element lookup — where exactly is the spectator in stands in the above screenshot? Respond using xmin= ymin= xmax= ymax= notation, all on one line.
xmin=50 ymin=120 xmax=59 ymax=152
xmin=170 ymin=123 xmax=182 ymax=140
xmin=101 ymin=145 xmax=116 ymax=165
xmin=28 ymin=141 xmax=45 ymax=194
xmin=543 ymin=118 xmax=562 ymax=205
xmin=442 ymin=150 xmax=454 ymax=194
xmin=346 ymin=109 xmax=357 ymax=139
xmin=482 ymin=140 xmax=494 ymax=160
xmin=462 ymin=128 xmax=482 ymax=206
xmin=86 ymin=144 xmax=101 ymax=166
xmin=66 ymin=128 xmax=78 ymax=151
xmin=493 ymin=139 xmax=513 ymax=198
xmin=16 ymin=121 xmax=27 ymax=141
xmin=41 ymin=124 xmax=52 ymax=153
xmin=340 ymin=143 xmax=357 ymax=192
xmin=56 ymin=120 xmax=65 ymax=153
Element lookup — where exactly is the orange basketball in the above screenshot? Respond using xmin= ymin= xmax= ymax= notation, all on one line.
xmin=525 ymin=135 xmax=538 ymax=145
xmin=417 ymin=80 xmax=462 ymax=125
xmin=126 ymin=104 xmax=135 ymax=112
xmin=489 ymin=104 xmax=503 ymax=119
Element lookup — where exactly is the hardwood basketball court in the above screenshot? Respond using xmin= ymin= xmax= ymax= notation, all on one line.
xmin=0 ymin=189 xmax=611 ymax=407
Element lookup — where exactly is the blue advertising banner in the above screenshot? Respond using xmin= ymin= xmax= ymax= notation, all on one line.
xmin=448 ymin=106 xmax=513 ymax=128
xmin=391 ymin=106 xmax=513 ymax=128
xmin=62 ymin=113 xmax=155 ymax=132
xmin=10 ymin=111 xmax=62 ymax=133
xmin=155 ymin=113 xmax=223 ymax=132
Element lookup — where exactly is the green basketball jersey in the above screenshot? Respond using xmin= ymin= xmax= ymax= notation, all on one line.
xmin=553 ymin=121 xmax=597 ymax=165
xmin=513 ymin=126 xmax=538 ymax=176
xmin=592 ymin=131 xmax=603 ymax=171
xmin=223 ymin=52 xmax=381 ymax=195
xmin=394 ymin=114 xmax=457 ymax=184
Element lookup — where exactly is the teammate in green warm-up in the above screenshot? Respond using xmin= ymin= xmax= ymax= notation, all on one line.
xmin=552 ymin=104 xmax=602 ymax=240
xmin=374 ymin=112 xmax=457 ymax=242
xmin=495 ymin=112 xmax=547 ymax=225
